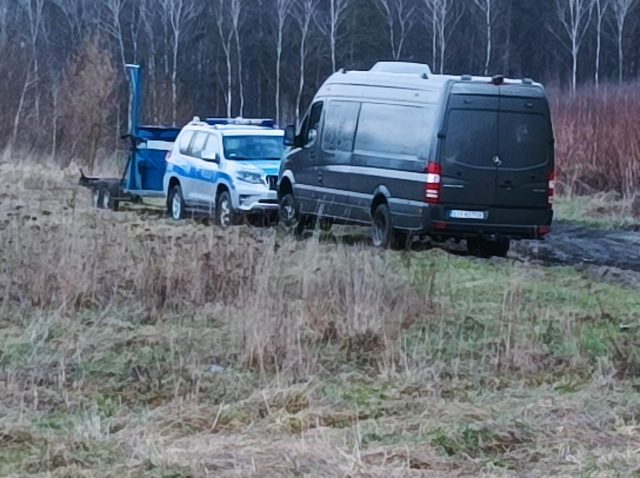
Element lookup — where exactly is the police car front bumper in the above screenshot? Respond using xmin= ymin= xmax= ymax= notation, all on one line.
xmin=236 ymin=190 xmax=279 ymax=213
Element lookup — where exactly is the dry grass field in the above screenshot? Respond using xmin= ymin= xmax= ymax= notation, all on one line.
xmin=1 ymin=163 xmax=640 ymax=477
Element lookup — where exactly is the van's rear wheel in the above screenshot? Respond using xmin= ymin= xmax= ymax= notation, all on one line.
xmin=279 ymin=193 xmax=305 ymax=236
xmin=467 ymin=238 xmax=510 ymax=258
xmin=372 ymin=203 xmax=407 ymax=250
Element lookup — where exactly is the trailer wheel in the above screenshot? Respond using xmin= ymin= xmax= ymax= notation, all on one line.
xmin=102 ymin=190 xmax=119 ymax=211
xmin=92 ymin=189 xmax=104 ymax=209
xmin=168 ymin=184 xmax=186 ymax=220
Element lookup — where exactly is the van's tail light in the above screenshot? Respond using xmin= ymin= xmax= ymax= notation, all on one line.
xmin=547 ymin=170 xmax=555 ymax=207
xmin=425 ymin=162 xmax=441 ymax=204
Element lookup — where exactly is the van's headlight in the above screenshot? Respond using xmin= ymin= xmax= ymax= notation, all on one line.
xmin=237 ymin=171 xmax=263 ymax=184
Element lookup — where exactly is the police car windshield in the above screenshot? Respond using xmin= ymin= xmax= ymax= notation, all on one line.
xmin=223 ymin=135 xmax=285 ymax=160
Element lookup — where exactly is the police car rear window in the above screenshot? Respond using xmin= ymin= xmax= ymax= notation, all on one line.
xmin=178 ymin=131 xmax=194 ymax=154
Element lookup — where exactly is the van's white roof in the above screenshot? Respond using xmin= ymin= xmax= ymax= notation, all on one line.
xmin=316 ymin=62 xmax=544 ymax=102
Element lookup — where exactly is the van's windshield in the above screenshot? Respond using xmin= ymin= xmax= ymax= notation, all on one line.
xmin=223 ymin=135 xmax=285 ymax=160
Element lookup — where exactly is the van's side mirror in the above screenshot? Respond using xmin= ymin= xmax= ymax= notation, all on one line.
xmin=283 ymin=125 xmax=296 ymax=147
xmin=201 ymin=150 xmax=220 ymax=163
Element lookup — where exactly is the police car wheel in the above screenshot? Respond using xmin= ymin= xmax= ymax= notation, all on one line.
xmin=169 ymin=185 xmax=185 ymax=220
xmin=216 ymin=191 xmax=235 ymax=228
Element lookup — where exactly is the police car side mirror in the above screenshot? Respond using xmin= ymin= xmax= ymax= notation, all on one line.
xmin=283 ymin=125 xmax=296 ymax=147
xmin=201 ymin=150 xmax=220 ymax=163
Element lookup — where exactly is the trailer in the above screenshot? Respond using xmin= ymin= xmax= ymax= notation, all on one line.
xmin=79 ymin=64 xmax=181 ymax=210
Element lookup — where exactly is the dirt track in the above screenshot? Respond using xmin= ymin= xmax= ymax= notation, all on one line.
xmin=514 ymin=221 xmax=640 ymax=272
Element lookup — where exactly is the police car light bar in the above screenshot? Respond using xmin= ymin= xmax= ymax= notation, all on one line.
xmin=205 ymin=118 xmax=277 ymax=128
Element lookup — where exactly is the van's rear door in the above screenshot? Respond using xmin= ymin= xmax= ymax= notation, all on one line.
xmin=495 ymin=92 xmax=553 ymax=209
xmin=440 ymin=95 xmax=499 ymax=206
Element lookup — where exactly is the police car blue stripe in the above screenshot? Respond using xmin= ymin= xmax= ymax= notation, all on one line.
xmin=168 ymin=164 xmax=237 ymax=190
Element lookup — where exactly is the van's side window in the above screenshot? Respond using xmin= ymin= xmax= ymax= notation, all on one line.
xmin=354 ymin=103 xmax=433 ymax=158
xmin=322 ymin=101 xmax=360 ymax=152
xmin=301 ymin=101 xmax=323 ymax=146
xmin=178 ymin=131 xmax=194 ymax=154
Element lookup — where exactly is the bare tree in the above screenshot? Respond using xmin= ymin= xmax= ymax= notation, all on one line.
xmin=318 ymin=0 xmax=351 ymax=72
xmin=139 ymin=0 xmax=160 ymax=121
xmin=374 ymin=0 xmax=415 ymax=60
xmin=594 ymin=0 xmax=610 ymax=86
xmin=294 ymin=0 xmax=319 ymax=125
xmin=50 ymin=0 xmax=99 ymax=45
xmin=553 ymin=0 xmax=595 ymax=92
xmin=23 ymin=0 xmax=44 ymax=122
xmin=163 ymin=0 xmax=198 ymax=125
xmin=9 ymin=0 xmax=44 ymax=151
xmin=611 ymin=0 xmax=637 ymax=83
xmin=472 ymin=0 xmax=497 ymax=75
xmin=423 ymin=0 xmax=464 ymax=74
xmin=103 ymin=0 xmax=127 ymax=68
xmin=230 ymin=0 xmax=245 ymax=116
xmin=0 ymin=0 xmax=9 ymax=47
xmin=274 ymin=0 xmax=294 ymax=124
xmin=214 ymin=1 xmax=235 ymax=118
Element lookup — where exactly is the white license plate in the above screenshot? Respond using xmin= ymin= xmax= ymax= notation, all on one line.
xmin=449 ymin=210 xmax=486 ymax=220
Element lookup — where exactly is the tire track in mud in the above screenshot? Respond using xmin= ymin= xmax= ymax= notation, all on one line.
xmin=511 ymin=221 xmax=640 ymax=287
xmin=513 ymin=222 xmax=640 ymax=271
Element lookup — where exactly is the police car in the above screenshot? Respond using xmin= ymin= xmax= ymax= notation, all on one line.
xmin=163 ymin=118 xmax=285 ymax=226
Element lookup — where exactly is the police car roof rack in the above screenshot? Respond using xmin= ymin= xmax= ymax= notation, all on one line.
xmin=205 ymin=117 xmax=277 ymax=128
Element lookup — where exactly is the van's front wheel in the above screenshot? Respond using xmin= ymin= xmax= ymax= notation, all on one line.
xmin=279 ymin=193 xmax=305 ymax=236
xmin=372 ymin=203 xmax=407 ymax=250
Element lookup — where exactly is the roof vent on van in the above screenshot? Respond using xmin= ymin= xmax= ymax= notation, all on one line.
xmin=522 ymin=78 xmax=534 ymax=85
xmin=490 ymin=75 xmax=505 ymax=85
xmin=461 ymin=74 xmax=473 ymax=81
xmin=370 ymin=61 xmax=431 ymax=77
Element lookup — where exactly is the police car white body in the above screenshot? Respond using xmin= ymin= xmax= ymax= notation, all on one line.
xmin=163 ymin=118 xmax=285 ymax=226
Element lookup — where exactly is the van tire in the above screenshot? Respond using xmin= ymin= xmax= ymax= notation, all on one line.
xmin=279 ymin=193 xmax=305 ymax=236
xmin=372 ymin=203 xmax=406 ymax=250
xmin=168 ymin=184 xmax=186 ymax=220
xmin=467 ymin=238 xmax=510 ymax=258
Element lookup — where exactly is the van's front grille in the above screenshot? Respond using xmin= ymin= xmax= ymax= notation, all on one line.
xmin=267 ymin=175 xmax=278 ymax=190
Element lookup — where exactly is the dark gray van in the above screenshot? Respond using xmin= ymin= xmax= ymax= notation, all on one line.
xmin=278 ymin=62 xmax=555 ymax=256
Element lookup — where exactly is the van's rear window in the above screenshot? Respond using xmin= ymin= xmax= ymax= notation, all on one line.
xmin=354 ymin=103 xmax=433 ymax=158
xmin=444 ymin=110 xmax=497 ymax=167
xmin=498 ymin=112 xmax=550 ymax=168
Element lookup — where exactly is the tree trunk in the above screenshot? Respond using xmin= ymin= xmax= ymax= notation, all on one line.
xmin=276 ymin=28 xmax=283 ymax=123
xmin=484 ymin=1 xmax=491 ymax=76
xmin=617 ymin=26 xmax=624 ymax=83
xmin=234 ymin=28 xmax=244 ymax=116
